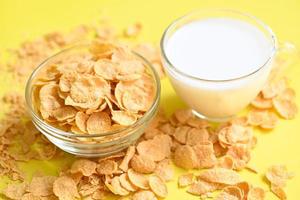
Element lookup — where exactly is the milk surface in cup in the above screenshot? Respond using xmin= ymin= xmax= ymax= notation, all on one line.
xmin=163 ymin=18 xmax=275 ymax=120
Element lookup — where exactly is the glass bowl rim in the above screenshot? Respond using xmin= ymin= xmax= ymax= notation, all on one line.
xmin=160 ymin=8 xmax=277 ymax=82
xmin=25 ymin=43 xmax=161 ymax=138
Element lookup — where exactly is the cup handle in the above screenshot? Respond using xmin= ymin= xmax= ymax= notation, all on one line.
xmin=269 ymin=41 xmax=300 ymax=81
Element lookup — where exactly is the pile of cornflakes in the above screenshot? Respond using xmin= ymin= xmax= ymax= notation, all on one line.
xmin=33 ymin=41 xmax=156 ymax=135
xmin=0 ymin=17 xmax=297 ymax=200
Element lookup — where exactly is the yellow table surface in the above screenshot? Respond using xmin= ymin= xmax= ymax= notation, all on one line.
xmin=0 ymin=0 xmax=300 ymax=199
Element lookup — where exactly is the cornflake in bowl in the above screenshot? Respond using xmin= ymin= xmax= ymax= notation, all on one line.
xmin=25 ymin=41 xmax=160 ymax=157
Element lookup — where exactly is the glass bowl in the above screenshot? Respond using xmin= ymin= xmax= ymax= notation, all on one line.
xmin=25 ymin=44 xmax=161 ymax=157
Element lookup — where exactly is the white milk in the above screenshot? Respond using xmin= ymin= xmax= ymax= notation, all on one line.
xmin=163 ymin=18 xmax=275 ymax=120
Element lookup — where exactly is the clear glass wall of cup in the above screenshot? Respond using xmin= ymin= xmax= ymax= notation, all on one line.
xmin=161 ymin=9 xmax=277 ymax=122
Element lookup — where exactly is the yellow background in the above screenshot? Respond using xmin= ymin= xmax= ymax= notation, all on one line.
xmin=0 ymin=0 xmax=300 ymax=199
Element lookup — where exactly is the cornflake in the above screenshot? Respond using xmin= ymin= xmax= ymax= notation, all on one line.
xmin=226 ymin=144 xmax=251 ymax=170
xmin=187 ymin=179 xmax=222 ymax=195
xmin=173 ymin=145 xmax=198 ymax=169
xmin=178 ymin=173 xmax=194 ymax=187
xmin=198 ymin=168 xmax=242 ymax=185
xmin=97 ymin=159 xmax=118 ymax=175
xmin=70 ymin=159 xmax=97 ymax=176
xmin=132 ymin=190 xmax=157 ymax=200
xmin=29 ymin=176 xmax=57 ymax=197
xmin=154 ymin=159 xmax=174 ymax=182
xmin=193 ymin=141 xmax=217 ymax=168
xmin=148 ymin=175 xmax=168 ymax=198
xmin=266 ymin=165 xmax=294 ymax=187
xmin=130 ymin=154 xmax=156 ymax=174
xmin=271 ymin=185 xmax=287 ymax=200
xmin=262 ymin=78 xmax=287 ymax=99
xmin=53 ymin=176 xmax=79 ymax=200
xmin=215 ymin=186 xmax=243 ymax=200
xmin=119 ymin=173 xmax=138 ymax=192
xmin=217 ymin=156 xmax=235 ymax=169
xmin=273 ymin=89 xmax=298 ymax=119
xmin=247 ymin=186 xmax=266 ymax=200
xmin=3 ymin=182 xmax=27 ymax=200
xmin=127 ymin=168 xmax=149 ymax=189
xmin=119 ymin=145 xmax=136 ymax=172
xmin=136 ymin=134 xmax=172 ymax=162
xmin=109 ymin=176 xmax=130 ymax=196
xmin=124 ymin=23 xmax=142 ymax=37
xmin=251 ymin=92 xmax=273 ymax=109
xmin=21 ymin=193 xmax=42 ymax=200
xmin=265 ymin=165 xmax=294 ymax=199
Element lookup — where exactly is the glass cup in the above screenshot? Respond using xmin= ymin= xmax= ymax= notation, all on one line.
xmin=161 ymin=9 xmax=278 ymax=122
xmin=25 ymin=44 xmax=161 ymax=157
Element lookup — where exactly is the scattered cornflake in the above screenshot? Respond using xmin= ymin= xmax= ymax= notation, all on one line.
xmin=186 ymin=117 xmax=210 ymax=129
xmin=53 ymin=176 xmax=79 ymax=200
xmin=271 ymin=185 xmax=287 ymax=200
xmin=226 ymin=144 xmax=251 ymax=170
xmin=143 ymin=128 xmax=164 ymax=140
xmin=266 ymin=165 xmax=294 ymax=187
xmin=251 ymin=92 xmax=273 ymax=109
xmin=173 ymin=145 xmax=198 ymax=169
xmin=173 ymin=109 xmax=193 ymax=124
xmin=70 ymin=159 xmax=97 ymax=176
xmin=91 ymin=189 xmax=107 ymax=200
xmin=194 ymin=141 xmax=218 ymax=168
xmin=187 ymin=180 xmax=222 ymax=196
xmin=127 ymin=168 xmax=149 ymax=189
xmin=235 ymin=181 xmax=250 ymax=197
xmin=124 ymin=22 xmax=142 ymax=37
xmin=148 ymin=175 xmax=168 ymax=198
xmin=132 ymin=190 xmax=157 ymax=200
xmin=218 ymin=124 xmax=253 ymax=147
xmin=109 ymin=176 xmax=130 ymax=196
xmin=198 ymin=168 xmax=241 ymax=185
xmin=130 ymin=154 xmax=156 ymax=174
xmin=173 ymin=126 xmax=190 ymax=144
xmin=260 ymin=111 xmax=279 ymax=129
xmin=2 ymin=182 xmax=27 ymax=200
xmin=247 ymin=186 xmax=266 ymax=200
xmin=136 ymin=134 xmax=172 ymax=162
xmin=273 ymin=88 xmax=298 ymax=119
xmin=154 ymin=159 xmax=174 ymax=182
xmin=265 ymin=165 xmax=294 ymax=200
xmin=217 ymin=156 xmax=234 ymax=170
xmin=178 ymin=173 xmax=194 ymax=187
xmin=119 ymin=173 xmax=138 ymax=192
xmin=29 ymin=176 xmax=57 ymax=197
xmin=21 ymin=193 xmax=43 ymax=200
xmin=262 ymin=78 xmax=287 ymax=99
xmin=119 ymin=145 xmax=136 ymax=172
xmin=97 ymin=159 xmax=118 ymax=175
xmin=186 ymin=128 xmax=210 ymax=146
xmin=215 ymin=186 xmax=243 ymax=200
